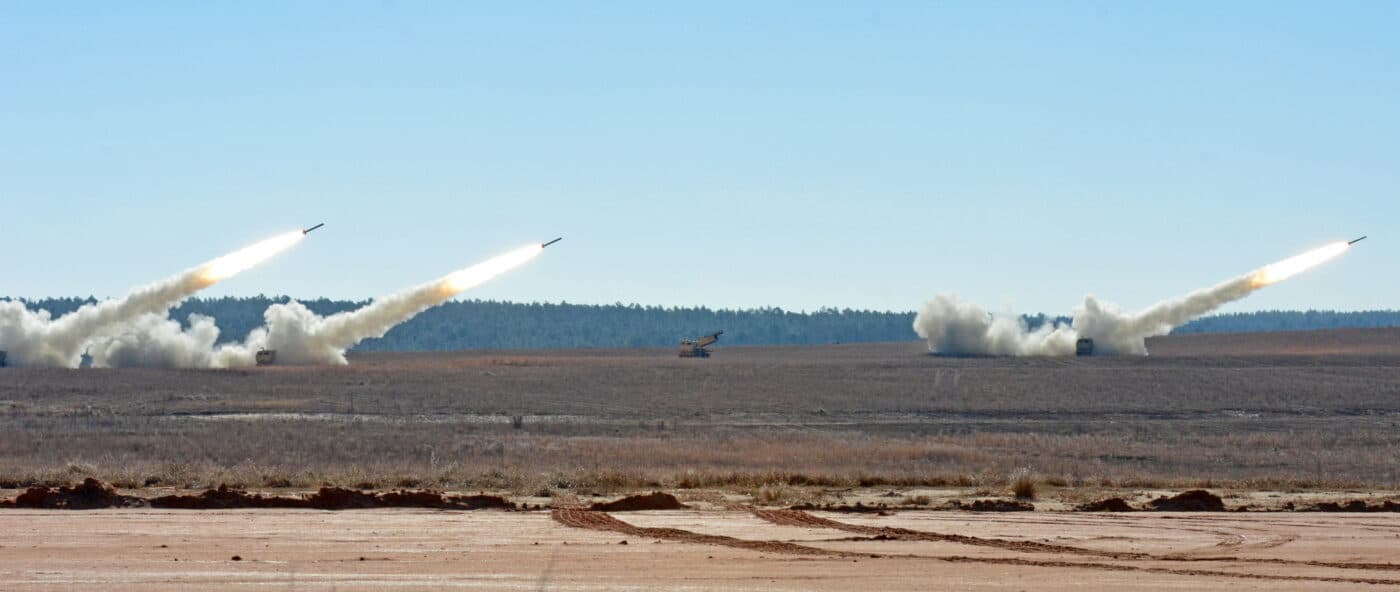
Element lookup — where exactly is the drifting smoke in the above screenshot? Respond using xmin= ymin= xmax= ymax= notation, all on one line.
xmin=89 ymin=313 xmax=240 ymax=369
xmin=0 ymin=231 xmax=305 ymax=367
xmin=237 ymin=243 xmax=545 ymax=365
xmin=92 ymin=242 xmax=547 ymax=367
xmin=915 ymin=241 xmax=1354 ymax=356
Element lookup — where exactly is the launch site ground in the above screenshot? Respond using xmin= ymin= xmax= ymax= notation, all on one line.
xmin=2 ymin=328 xmax=1399 ymax=589
xmin=4 ymin=505 xmax=1400 ymax=590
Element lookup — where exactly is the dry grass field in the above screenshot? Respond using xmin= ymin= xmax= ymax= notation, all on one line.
xmin=2 ymin=328 xmax=1399 ymax=492
xmin=5 ymin=328 xmax=1400 ymax=590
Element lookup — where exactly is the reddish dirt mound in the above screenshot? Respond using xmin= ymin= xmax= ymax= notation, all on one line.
xmin=1077 ymin=498 xmax=1136 ymax=512
xmin=149 ymin=485 xmax=515 ymax=510
xmin=949 ymin=499 xmax=1035 ymax=512
xmin=589 ymin=492 xmax=687 ymax=511
xmin=305 ymin=487 xmax=381 ymax=509
xmin=1302 ymin=500 xmax=1400 ymax=512
xmin=1146 ymin=490 xmax=1225 ymax=512
xmin=150 ymin=485 xmax=301 ymax=509
xmin=0 ymin=478 xmax=142 ymax=509
xmin=444 ymin=494 xmax=515 ymax=510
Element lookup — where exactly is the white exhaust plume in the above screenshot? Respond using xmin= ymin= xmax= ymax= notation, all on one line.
xmin=915 ymin=241 xmax=1354 ymax=356
xmin=91 ymin=242 xmax=547 ymax=367
xmin=89 ymin=313 xmax=233 ymax=369
xmin=0 ymin=230 xmax=306 ymax=368
xmin=234 ymin=243 xmax=546 ymax=365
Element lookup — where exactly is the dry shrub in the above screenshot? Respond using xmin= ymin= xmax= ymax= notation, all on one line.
xmin=749 ymin=484 xmax=827 ymax=506
xmin=1010 ymin=468 xmax=1036 ymax=499
xmin=900 ymin=494 xmax=932 ymax=506
xmin=752 ymin=485 xmax=796 ymax=505
xmin=6 ymin=342 xmax=1400 ymax=493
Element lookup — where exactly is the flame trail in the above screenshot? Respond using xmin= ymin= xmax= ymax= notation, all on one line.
xmin=0 ymin=230 xmax=306 ymax=367
xmin=914 ymin=240 xmax=1357 ymax=357
xmin=197 ymin=231 xmax=307 ymax=284
xmin=1249 ymin=241 xmax=1350 ymax=287
xmin=139 ymin=243 xmax=547 ymax=367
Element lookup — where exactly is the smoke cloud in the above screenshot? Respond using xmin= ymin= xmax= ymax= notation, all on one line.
xmin=0 ymin=231 xmax=304 ymax=368
xmin=88 ymin=313 xmax=238 ymax=369
xmin=90 ymin=242 xmax=546 ymax=368
xmin=915 ymin=242 xmax=1352 ymax=357
xmin=234 ymin=243 xmax=545 ymax=365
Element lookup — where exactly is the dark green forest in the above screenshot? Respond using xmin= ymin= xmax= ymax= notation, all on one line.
xmin=9 ymin=296 xmax=1400 ymax=351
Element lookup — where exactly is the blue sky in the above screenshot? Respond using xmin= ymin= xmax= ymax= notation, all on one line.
xmin=2 ymin=1 xmax=1395 ymax=314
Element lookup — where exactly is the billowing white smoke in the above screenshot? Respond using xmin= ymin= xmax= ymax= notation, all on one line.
xmin=233 ymin=243 xmax=546 ymax=365
xmin=911 ymin=294 xmax=1079 ymax=356
xmin=233 ymin=293 xmax=455 ymax=366
xmin=0 ymin=277 xmax=209 ymax=367
xmin=89 ymin=313 xmax=235 ymax=369
xmin=915 ymin=242 xmax=1352 ymax=356
xmin=1069 ymin=276 xmax=1256 ymax=354
xmin=0 ymin=231 xmax=303 ymax=368
xmin=91 ymin=242 xmax=546 ymax=367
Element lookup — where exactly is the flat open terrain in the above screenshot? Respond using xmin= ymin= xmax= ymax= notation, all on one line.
xmin=4 ymin=506 xmax=1400 ymax=591
xmin=3 ymin=327 xmax=1399 ymax=489
xmin=4 ymin=328 xmax=1400 ymax=590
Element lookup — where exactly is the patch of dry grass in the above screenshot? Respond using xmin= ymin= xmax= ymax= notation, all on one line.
xmin=1011 ymin=469 xmax=1037 ymax=499
xmin=2 ymin=339 xmax=1398 ymax=492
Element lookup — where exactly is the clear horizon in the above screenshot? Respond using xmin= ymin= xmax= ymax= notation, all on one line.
xmin=3 ymin=2 xmax=1394 ymax=316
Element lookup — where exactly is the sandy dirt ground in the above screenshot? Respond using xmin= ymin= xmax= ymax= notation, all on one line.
xmin=4 ymin=508 xmax=1400 ymax=591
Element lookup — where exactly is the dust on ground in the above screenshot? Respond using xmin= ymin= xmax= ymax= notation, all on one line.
xmin=4 ymin=507 xmax=1400 ymax=591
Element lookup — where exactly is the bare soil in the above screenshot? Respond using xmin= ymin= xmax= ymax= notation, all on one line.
xmin=3 ymin=507 xmax=1399 ymax=591
xmin=3 ymin=329 xmax=1400 ymax=589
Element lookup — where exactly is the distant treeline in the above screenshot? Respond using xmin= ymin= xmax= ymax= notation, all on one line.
xmin=1172 ymin=310 xmax=1400 ymax=334
xmin=8 ymin=296 xmax=915 ymax=350
xmin=8 ymin=296 xmax=1400 ymax=350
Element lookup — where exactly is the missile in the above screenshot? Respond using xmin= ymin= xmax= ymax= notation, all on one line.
xmin=1348 ymin=236 xmax=1366 ymax=245
xmin=303 ymin=223 xmax=325 ymax=235
xmin=542 ymin=237 xmax=562 ymax=248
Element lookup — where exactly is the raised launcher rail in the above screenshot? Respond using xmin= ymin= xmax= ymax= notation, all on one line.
xmin=679 ymin=331 xmax=723 ymax=358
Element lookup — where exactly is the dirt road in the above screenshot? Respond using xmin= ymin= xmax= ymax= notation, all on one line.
xmin=4 ymin=508 xmax=1399 ymax=590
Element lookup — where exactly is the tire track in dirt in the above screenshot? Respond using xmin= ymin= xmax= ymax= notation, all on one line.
xmin=550 ymin=508 xmax=852 ymax=557
xmin=551 ymin=508 xmax=1400 ymax=586
xmin=1179 ymin=555 xmax=1400 ymax=572
xmin=753 ymin=507 xmax=1400 ymax=575
xmin=935 ymin=555 xmax=1400 ymax=585
xmin=819 ymin=510 xmax=1288 ymax=554
xmin=746 ymin=507 xmax=1145 ymax=560
xmin=1162 ymin=531 xmax=1299 ymax=557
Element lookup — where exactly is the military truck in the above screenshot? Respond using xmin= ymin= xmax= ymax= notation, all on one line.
xmin=255 ymin=349 xmax=277 ymax=366
xmin=679 ymin=331 xmax=723 ymax=358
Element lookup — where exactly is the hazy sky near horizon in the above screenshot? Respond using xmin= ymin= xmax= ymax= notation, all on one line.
xmin=2 ymin=1 xmax=1395 ymax=315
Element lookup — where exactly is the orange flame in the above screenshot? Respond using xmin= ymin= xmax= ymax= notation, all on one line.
xmin=438 ymin=244 xmax=545 ymax=296
xmin=1249 ymin=241 xmax=1350 ymax=287
xmin=198 ymin=231 xmax=306 ymax=284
